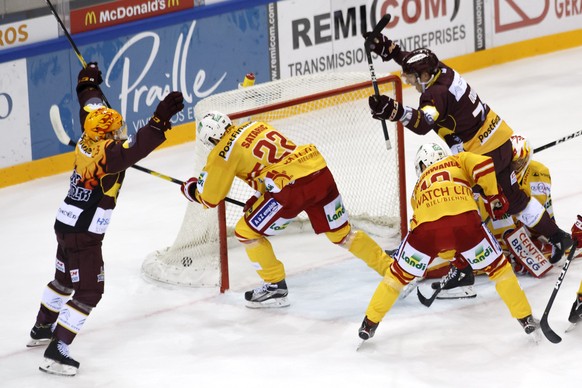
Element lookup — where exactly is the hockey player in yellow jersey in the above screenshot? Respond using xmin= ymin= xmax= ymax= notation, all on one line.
xmin=358 ymin=143 xmax=538 ymax=342
xmin=181 ymin=111 xmax=392 ymax=308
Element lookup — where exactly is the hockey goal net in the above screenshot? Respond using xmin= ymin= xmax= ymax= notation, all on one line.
xmin=142 ymin=72 xmax=406 ymax=292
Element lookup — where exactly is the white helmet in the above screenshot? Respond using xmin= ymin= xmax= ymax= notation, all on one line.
xmin=414 ymin=143 xmax=449 ymax=177
xmin=197 ymin=111 xmax=232 ymax=149
xmin=510 ymin=134 xmax=533 ymax=181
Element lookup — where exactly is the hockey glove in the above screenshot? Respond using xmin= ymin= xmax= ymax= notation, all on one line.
xmin=180 ymin=177 xmax=198 ymax=203
xmin=368 ymin=95 xmax=404 ymax=122
xmin=244 ymin=191 xmax=261 ymax=213
xmin=77 ymin=62 xmax=103 ymax=93
xmin=149 ymin=91 xmax=184 ymax=131
xmin=483 ymin=188 xmax=510 ymax=220
xmin=363 ymin=32 xmax=400 ymax=62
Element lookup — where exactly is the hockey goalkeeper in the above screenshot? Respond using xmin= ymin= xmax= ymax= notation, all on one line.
xmin=180 ymin=112 xmax=392 ymax=308
xmin=358 ymin=143 xmax=538 ymax=342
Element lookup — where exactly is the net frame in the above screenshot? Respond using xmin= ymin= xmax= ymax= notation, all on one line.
xmin=142 ymin=73 xmax=406 ymax=292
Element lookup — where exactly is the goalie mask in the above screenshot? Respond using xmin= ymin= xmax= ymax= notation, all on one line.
xmin=197 ymin=111 xmax=232 ymax=150
xmin=83 ymin=106 xmax=125 ymax=141
xmin=414 ymin=143 xmax=449 ymax=177
xmin=510 ymin=134 xmax=533 ymax=181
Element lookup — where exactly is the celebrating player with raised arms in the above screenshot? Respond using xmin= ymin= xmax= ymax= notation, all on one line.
xmin=28 ymin=63 xmax=184 ymax=376
xmin=358 ymin=143 xmax=538 ymax=343
xmin=181 ymin=112 xmax=392 ymax=308
xmin=364 ymin=32 xmax=573 ymax=266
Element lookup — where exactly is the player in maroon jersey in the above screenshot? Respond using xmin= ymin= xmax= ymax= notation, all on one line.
xmin=27 ymin=63 xmax=183 ymax=376
xmin=364 ymin=33 xmax=572 ymax=265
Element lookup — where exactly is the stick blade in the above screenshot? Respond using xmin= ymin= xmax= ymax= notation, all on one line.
xmin=540 ymin=314 xmax=562 ymax=344
xmin=49 ymin=104 xmax=74 ymax=147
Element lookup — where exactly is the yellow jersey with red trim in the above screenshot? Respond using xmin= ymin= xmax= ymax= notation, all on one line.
xmin=410 ymin=152 xmax=498 ymax=230
xmin=195 ymin=121 xmax=327 ymax=208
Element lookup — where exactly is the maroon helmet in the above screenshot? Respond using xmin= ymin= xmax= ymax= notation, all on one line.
xmin=401 ymin=48 xmax=439 ymax=76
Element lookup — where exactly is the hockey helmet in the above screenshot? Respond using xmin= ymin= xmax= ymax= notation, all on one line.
xmin=83 ymin=106 xmax=124 ymax=141
xmin=510 ymin=134 xmax=533 ymax=180
xmin=197 ymin=111 xmax=232 ymax=149
xmin=401 ymin=48 xmax=439 ymax=77
xmin=414 ymin=143 xmax=449 ymax=177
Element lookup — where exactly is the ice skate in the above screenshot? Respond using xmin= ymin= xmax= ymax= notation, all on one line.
xmin=518 ymin=315 xmax=540 ymax=335
xmin=431 ymin=264 xmax=476 ymax=300
xmin=244 ymin=280 xmax=290 ymax=308
xmin=39 ymin=339 xmax=80 ymax=376
xmin=358 ymin=316 xmax=378 ymax=341
xmin=27 ymin=323 xmax=53 ymax=347
xmin=568 ymin=294 xmax=582 ymax=325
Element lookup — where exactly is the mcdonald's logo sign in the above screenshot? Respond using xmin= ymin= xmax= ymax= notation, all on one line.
xmin=70 ymin=0 xmax=194 ymax=34
xmin=85 ymin=11 xmax=97 ymax=26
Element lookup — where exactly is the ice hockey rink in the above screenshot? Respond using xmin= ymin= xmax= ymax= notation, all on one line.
xmin=1 ymin=45 xmax=581 ymax=387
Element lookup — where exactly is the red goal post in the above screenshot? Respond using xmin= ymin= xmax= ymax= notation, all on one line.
xmin=142 ymin=72 xmax=406 ymax=292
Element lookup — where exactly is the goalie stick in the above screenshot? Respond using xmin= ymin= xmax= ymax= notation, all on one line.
xmin=49 ymin=105 xmax=245 ymax=208
xmin=364 ymin=14 xmax=392 ymax=151
xmin=539 ymin=239 xmax=578 ymax=344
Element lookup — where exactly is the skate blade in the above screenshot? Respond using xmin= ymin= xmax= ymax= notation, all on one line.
xmin=245 ymin=296 xmax=290 ymax=309
xmin=529 ymin=328 xmax=542 ymax=345
xmin=565 ymin=322 xmax=578 ymax=333
xmin=26 ymin=338 xmax=51 ymax=348
xmin=436 ymin=286 xmax=477 ymax=300
xmin=39 ymin=358 xmax=78 ymax=377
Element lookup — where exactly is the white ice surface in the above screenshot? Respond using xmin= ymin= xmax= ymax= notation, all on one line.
xmin=1 ymin=46 xmax=582 ymax=387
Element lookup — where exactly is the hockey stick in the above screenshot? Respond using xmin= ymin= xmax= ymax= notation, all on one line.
xmin=533 ymin=129 xmax=582 ymax=153
xmin=539 ymin=239 xmax=578 ymax=344
xmin=364 ymin=14 xmax=392 ymax=151
xmin=44 ymin=0 xmax=113 ymax=109
xmin=49 ymin=105 xmax=245 ymax=208
xmin=416 ymin=266 xmax=461 ymax=307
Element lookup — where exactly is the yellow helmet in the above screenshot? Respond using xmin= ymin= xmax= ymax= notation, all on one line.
xmin=83 ymin=106 xmax=124 ymax=140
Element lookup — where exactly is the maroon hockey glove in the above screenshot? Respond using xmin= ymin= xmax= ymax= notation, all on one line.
xmin=363 ymin=32 xmax=400 ymax=62
xmin=180 ymin=177 xmax=198 ymax=203
xmin=149 ymin=91 xmax=184 ymax=131
xmin=77 ymin=62 xmax=103 ymax=93
xmin=483 ymin=189 xmax=509 ymax=220
xmin=572 ymin=215 xmax=582 ymax=243
xmin=243 ymin=192 xmax=261 ymax=212
xmin=369 ymin=95 xmax=404 ymax=122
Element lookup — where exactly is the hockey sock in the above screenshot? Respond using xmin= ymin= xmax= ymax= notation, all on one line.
xmin=489 ymin=261 xmax=532 ymax=319
xmin=244 ymin=237 xmax=286 ymax=284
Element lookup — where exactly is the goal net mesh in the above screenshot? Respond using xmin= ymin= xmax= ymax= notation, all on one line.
xmin=142 ymin=72 xmax=404 ymax=289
